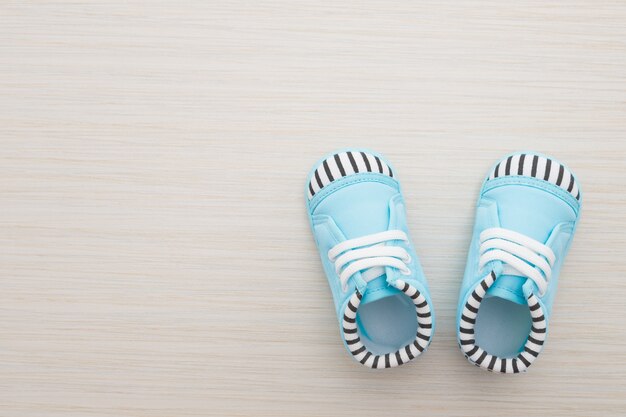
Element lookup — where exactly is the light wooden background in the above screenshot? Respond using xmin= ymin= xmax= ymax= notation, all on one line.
xmin=1 ymin=1 xmax=625 ymax=416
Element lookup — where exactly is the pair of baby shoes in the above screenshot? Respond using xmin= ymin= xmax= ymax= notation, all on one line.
xmin=305 ymin=149 xmax=582 ymax=373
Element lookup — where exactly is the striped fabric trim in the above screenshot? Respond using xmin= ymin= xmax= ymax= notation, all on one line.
xmin=307 ymin=151 xmax=394 ymax=200
xmin=458 ymin=271 xmax=548 ymax=373
xmin=342 ymin=279 xmax=433 ymax=369
xmin=487 ymin=153 xmax=580 ymax=201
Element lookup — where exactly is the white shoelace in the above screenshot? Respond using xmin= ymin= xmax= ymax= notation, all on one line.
xmin=479 ymin=227 xmax=556 ymax=296
xmin=328 ymin=230 xmax=412 ymax=292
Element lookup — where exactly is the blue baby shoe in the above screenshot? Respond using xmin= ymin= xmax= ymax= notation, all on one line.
xmin=306 ymin=149 xmax=435 ymax=368
xmin=457 ymin=152 xmax=582 ymax=373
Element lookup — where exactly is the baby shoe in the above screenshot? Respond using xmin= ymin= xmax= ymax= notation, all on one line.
xmin=305 ymin=149 xmax=434 ymax=368
xmin=457 ymin=152 xmax=582 ymax=373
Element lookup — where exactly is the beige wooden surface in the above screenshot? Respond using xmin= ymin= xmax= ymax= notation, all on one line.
xmin=1 ymin=1 xmax=626 ymax=416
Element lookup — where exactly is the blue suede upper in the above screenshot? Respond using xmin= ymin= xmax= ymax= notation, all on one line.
xmin=458 ymin=151 xmax=582 ymax=342
xmin=305 ymin=149 xmax=434 ymax=355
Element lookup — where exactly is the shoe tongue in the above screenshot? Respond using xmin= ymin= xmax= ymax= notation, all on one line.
xmin=360 ymin=274 xmax=402 ymax=306
xmin=325 ymin=181 xmax=402 ymax=306
xmin=483 ymin=182 xmax=556 ymax=305
xmin=485 ymin=274 xmax=527 ymax=305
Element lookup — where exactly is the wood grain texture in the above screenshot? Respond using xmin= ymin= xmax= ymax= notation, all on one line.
xmin=1 ymin=1 xmax=625 ymax=416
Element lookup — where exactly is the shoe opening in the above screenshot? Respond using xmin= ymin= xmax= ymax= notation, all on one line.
xmin=356 ymin=293 xmax=417 ymax=356
xmin=474 ymin=296 xmax=532 ymax=357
